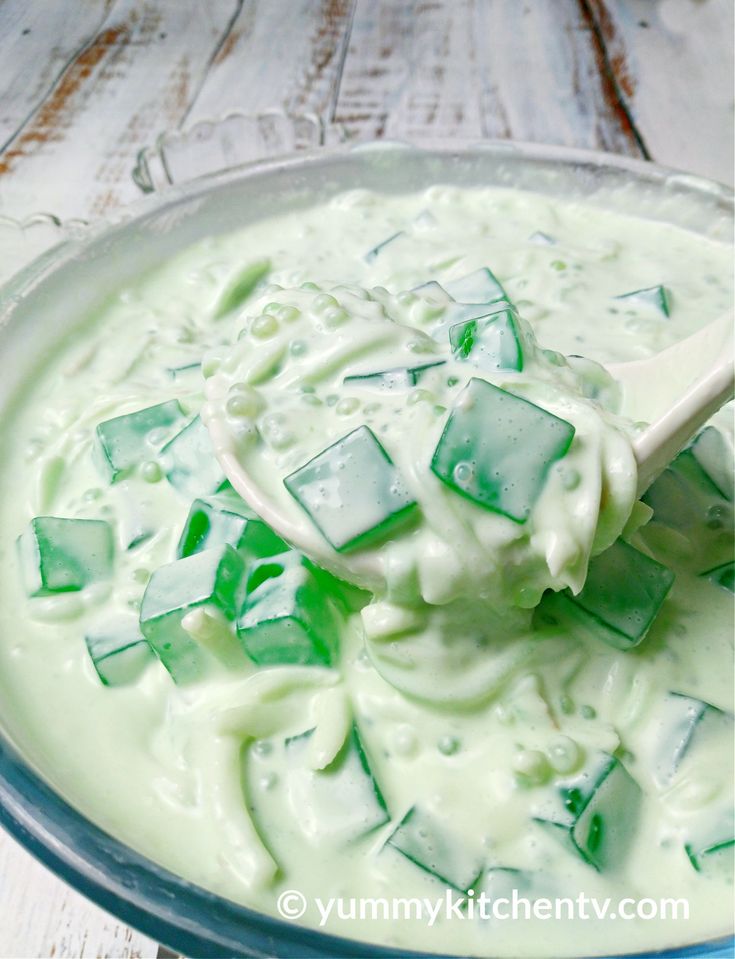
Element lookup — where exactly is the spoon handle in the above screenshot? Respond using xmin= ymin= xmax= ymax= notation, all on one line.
xmin=633 ymin=320 xmax=734 ymax=496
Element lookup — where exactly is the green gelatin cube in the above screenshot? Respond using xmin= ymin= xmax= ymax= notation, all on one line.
xmin=95 ymin=400 xmax=185 ymax=482
xmin=284 ymin=425 xmax=417 ymax=552
xmin=639 ymin=692 xmax=711 ymax=788
xmin=284 ymin=724 xmax=390 ymax=842
xmin=543 ymin=539 xmax=675 ymax=650
xmin=213 ymin=258 xmax=270 ymax=319
xmin=167 ymin=362 xmax=201 ymax=380
xmin=529 ymin=231 xmax=556 ymax=245
xmin=449 ymin=307 xmax=524 ymax=372
xmin=430 ymin=378 xmax=575 ymax=523
xmin=162 ymin=415 xmax=227 ymax=498
xmin=364 ymin=231 xmax=406 ymax=263
xmin=614 ymin=284 xmax=671 ymax=317
xmin=702 ymin=560 xmax=734 ymax=592
xmin=680 ymin=426 xmax=734 ymax=501
xmin=18 ymin=517 xmax=114 ymax=597
xmin=140 ymin=544 xmax=245 ymax=683
xmin=177 ymin=492 xmax=286 ymax=560
xmin=431 ymin=300 xmax=512 ymax=344
xmin=385 ymin=806 xmax=484 ymax=892
xmin=534 ymin=753 xmax=640 ymax=871
xmin=237 ymin=551 xmax=341 ymax=667
xmin=343 ymin=361 xmax=445 ymax=392
xmin=85 ymin=614 xmax=153 ymax=686
xmin=686 ymin=837 xmax=734 ymax=880
xmin=444 ymin=267 xmax=507 ymax=304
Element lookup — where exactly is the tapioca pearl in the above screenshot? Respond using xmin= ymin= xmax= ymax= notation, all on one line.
xmin=392 ymin=724 xmax=419 ymax=758
xmin=226 ymin=385 xmax=263 ymax=419
xmin=513 ymin=749 xmax=552 ymax=787
xmin=323 ymin=305 xmax=349 ymax=329
xmin=336 ymin=398 xmax=359 ymax=416
xmin=264 ymin=302 xmax=300 ymax=323
xmin=252 ymin=739 xmax=273 ymax=758
xmin=261 ymin=283 xmax=284 ymax=297
xmin=311 ymin=293 xmax=339 ymax=315
xmin=251 ymin=314 xmax=279 ymax=339
xmin=406 ymin=335 xmax=437 ymax=355
xmin=437 ymin=735 xmax=460 ymax=756
xmin=261 ymin=414 xmax=295 ymax=451
xmin=557 ymin=466 xmax=581 ymax=491
xmin=202 ymin=354 xmax=222 ymax=378
xmin=407 ymin=389 xmax=434 ymax=406
xmin=546 ymin=736 xmax=583 ymax=774
xmin=140 ymin=461 xmax=163 ymax=483
xmin=259 ymin=772 xmax=279 ymax=791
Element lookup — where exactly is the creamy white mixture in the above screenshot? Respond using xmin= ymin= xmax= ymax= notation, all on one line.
xmin=0 ymin=185 xmax=732 ymax=958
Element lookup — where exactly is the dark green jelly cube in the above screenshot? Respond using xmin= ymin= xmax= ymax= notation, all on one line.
xmin=430 ymin=378 xmax=575 ymax=523
xmin=18 ymin=517 xmax=114 ymax=597
xmin=385 ymin=805 xmax=484 ymax=892
xmin=213 ymin=258 xmax=270 ymax=319
xmin=95 ymin=400 xmax=185 ymax=483
xmin=237 ymin=551 xmax=341 ymax=667
xmin=686 ymin=837 xmax=734 ymax=881
xmin=161 ymin=415 xmax=227 ymax=498
xmin=534 ymin=752 xmax=641 ymax=871
xmin=176 ymin=492 xmax=287 ymax=560
xmin=614 ymin=284 xmax=671 ymax=317
xmin=343 ymin=361 xmax=445 ymax=392
xmin=702 ymin=560 xmax=734 ymax=592
xmin=284 ymin=425 xmax=417 ymax=552
xmin=85 ymin=614 xmax=153 ymax=687
xmin=364 ymin=231 xmax=406 ymax=263
xmin=541 ymin=539 xmax=675 ymax=650
xmin=449 ymin=307 xmax=524 ymax=372
xmin=139 ymin=544 xmax=245 ymax=684
xmin=444 ymin=267 xmax=507 ymax=304
xmin=284 ymin=724 xmax=390 ymax=841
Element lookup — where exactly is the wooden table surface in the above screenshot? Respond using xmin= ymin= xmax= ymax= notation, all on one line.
xmin=0 ymin=0 xmax=732 ymax=956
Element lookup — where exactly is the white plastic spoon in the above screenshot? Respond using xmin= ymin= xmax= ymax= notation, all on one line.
xmin=606 ymin=313 xmax=734 ymax=496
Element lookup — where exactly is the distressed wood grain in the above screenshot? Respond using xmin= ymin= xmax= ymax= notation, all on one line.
xmin=184 ymin=0 xmax=356 ymax=128
xmin=0 ymin=0 xmax=115 ymax=149
xmin=0 ymin=0 xmax=240 ymax=220
xmin=0 ymin=831 xmax=157 ymax=958
xmin=334 ymin=0 xmax=486 ymax=140
xmin=584 ymin=0 xmax=734 ymax=184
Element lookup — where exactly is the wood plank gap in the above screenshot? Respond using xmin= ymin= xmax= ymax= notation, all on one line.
xmin=0 ymin=0 xmax=117 ymax=159
xmin=326 ymin=0 xmax=358 ymax=124
xmin=178 ymin=0 xmax=245 ymax=128
xmin=577 ymin=0 xmax=651 ymax=159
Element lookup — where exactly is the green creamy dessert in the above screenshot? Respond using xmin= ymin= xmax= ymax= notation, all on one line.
xmin=0 ymin=184 xmax=732 ymax=958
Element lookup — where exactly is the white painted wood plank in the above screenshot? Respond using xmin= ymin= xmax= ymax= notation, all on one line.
xmin=585 ymin=0 xmax=734 ymax=184
xmin=0 ymin=830 xmax=157 ymax=958
xmin=184 ymin=0 xmax=356 ymax=127
xmin=474 ymin=0 xmax=644 ymax=154
xmin=0 ymin=0 xmax=240 ymax=221
xmin=333 ymin=0 xmax=644 ymax=153
xmin=0 ymin=0 xmax=114 ymax=148
xmin=334 ymin=0 xmax=485 ymax=140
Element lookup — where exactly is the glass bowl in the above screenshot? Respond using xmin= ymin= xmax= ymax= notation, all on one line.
xmin=0 ymin=136 xmax=732 ymax=959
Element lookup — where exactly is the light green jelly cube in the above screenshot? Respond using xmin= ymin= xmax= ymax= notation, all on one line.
xmin=85 ymin=614 xmax=153 ymax=686
xmin=18 ymin=517 xmax=114 ymax=597
xmin=283 ymin=724 xmax=390 ymax=842
xmin=679 ymin=426 xmax=734 ymax=501
xmin=139 ymin=544 xmax=245 ymax=683
xmin=237 ymin=551 xmax=341 ymax=666
xmin=176 ymin=492 xmax=286 ymax=559
xmin=161 ymin=415 xmax=227 ymax=498
xmin=702 ymin=561 xmax=734 ymax=592
xmin=213 ymin=258 xmax=270 ymax=319
xmin=431 ymin=299 xmax=512 ymax=344
xmin=385 ymin=805 xmax=484 ymax=892
xmin=343 ymin=361 xmax=445 ymax=392
xmin=614 ymin=284 xmax=671 ymax=317
xmin=444 ymin=267 xmax=507 ymax=304
xmin=542 ymin=539 xmax=675 ymax=650
xmin=533 ymin=752 xmax=641 ymax=871
xmin=430 ymin=378 xmax=575 ymax=523
xmin=637 ymin=692 xmax=711 ymax=788
xmin=449 ymin=307 xmax=524 ymax=372
xmin=95 ymin=400 xmax=185 ymax=483
xmin=284 ymin=425 xmax=417 ymax=552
